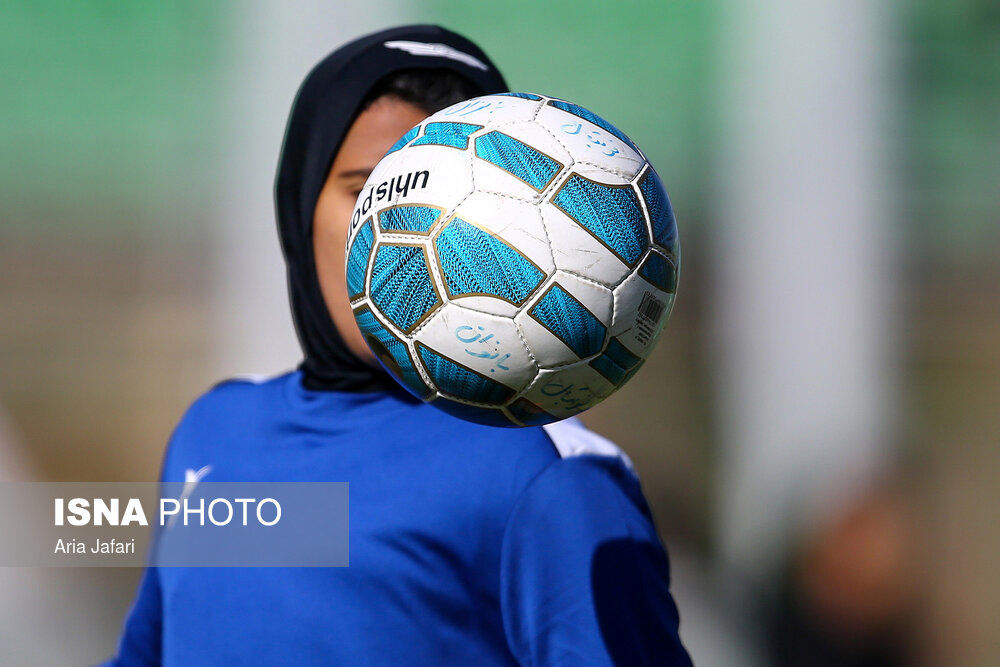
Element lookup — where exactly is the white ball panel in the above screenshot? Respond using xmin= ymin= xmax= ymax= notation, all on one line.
xmin=488 ymin=119 xmax=575 ymax=166
xmin=514 ymin=309 xmax=572 ymax=368
xmin=444 ymin=295 xmax=518 ymax=318
xmin=539 ymin=202 xmax=630 ymax=286
xmin=535 ymin=103 xmax=645 ymax=180
xmin=434 ymin=94 xmax=540 ymax=125
xmin=570 ymin=162 xmax=635 ymax=187
xmin=415 ymin=302 xmax=537 ymax=392
xmin=610 ymin=267 xmax=677 ymax=359
xmin=471 ymin=157 xmax=542 ymax=202
xmin=376 ymin=144 xmax=474 ymax=216
xmin=518 ymin=363 xmax=615 ymax=420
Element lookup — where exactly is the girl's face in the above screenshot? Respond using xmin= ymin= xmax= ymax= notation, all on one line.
xmin=313 ymin=96 xmax=427 ymax=367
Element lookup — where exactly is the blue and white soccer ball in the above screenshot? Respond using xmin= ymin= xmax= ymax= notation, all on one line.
xmin=345 ymin=93 xmax=678 ymax=427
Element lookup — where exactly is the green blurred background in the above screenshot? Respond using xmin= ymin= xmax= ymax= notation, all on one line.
xmin=1 ymin=1 xmax=997 ymax=664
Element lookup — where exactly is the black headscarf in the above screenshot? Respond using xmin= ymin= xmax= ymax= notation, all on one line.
xmin=275 ymin=25 xmax=508 ymax=392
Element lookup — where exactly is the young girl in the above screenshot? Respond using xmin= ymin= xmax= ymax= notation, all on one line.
xmin=108 ymin=25 xmax=690 ymax=666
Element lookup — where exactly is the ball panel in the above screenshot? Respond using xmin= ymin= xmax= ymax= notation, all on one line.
xmin=535 ymin=102 xmax=645 ymax=180
xmin=539 ymin=202 xmax=629 ymax=286
xmin=498 ymin=119 xmax=577 ymax=165
xmin=589 ymin=336 xmax=644 ymax=387
xmin=610 ymin=269 xmax=676 ymax=359
xmin=432 ymin=398 xmax=519 ymax=428
xmin=494 ymin=92 xmax=542 ymax=101
xmin=439 ymin=295 xmax=516 ymax=318
xmin=519 ymin=363 xmax=615 ymax=420
xmin=474 ymin=130 xmax=564 ymax=193
xmin=637 ymin=166 xmax=678 ymax=253
xmin=433 ymin=216 xmax=545 ymax=306
xmin=416 ymin=341 xmax=517 ymax=405
xmin=369 ymin=243 xmax=442 ymax=333
xmin=527 ymin=283 xmax=606 ymax=359
xmin=571 ymin=162 xmax=633 ymax=186
xmin=377 ymin=204 xmax=442 ymax=235
xmin=515 ymin=271 xmax=613 ymax=369
xmin=436 ymin=94 xmax=540 ymax=125
xmin=449 ymin=192 xmax=555 ymax=276
xmin=409 ymin=121 xmax=482 ymax=150
xmin=346 ymin=217 xmax=375 ymax=300
xmin=545 ymin=99 xmax=638 ymax=152
xmin=354 ymin=304 xmax=432 ymax=399
xmin=550 ymin=173 xmax=649 ymax=267
xmin=415 ymin=303 xmax=536 ymax=392
xmin=506 ymin=397 xmax=557 ymax=426
xmin=638 ymin=251 xmax=678 ymax=294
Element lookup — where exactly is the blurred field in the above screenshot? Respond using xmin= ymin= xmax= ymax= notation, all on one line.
xmin=0 ymin=235 xmax=210 ymax=482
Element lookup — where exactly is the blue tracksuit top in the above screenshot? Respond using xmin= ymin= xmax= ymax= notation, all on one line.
xmin=107 ymin=371 xmax=691 ymax=666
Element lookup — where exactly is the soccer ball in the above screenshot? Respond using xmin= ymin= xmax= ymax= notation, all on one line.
xmin=345 ymin=92 xmax=678 ymax=427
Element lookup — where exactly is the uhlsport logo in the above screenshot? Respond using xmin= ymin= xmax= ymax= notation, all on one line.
xmin=350 ymin=169 xmax=430 ymax=235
